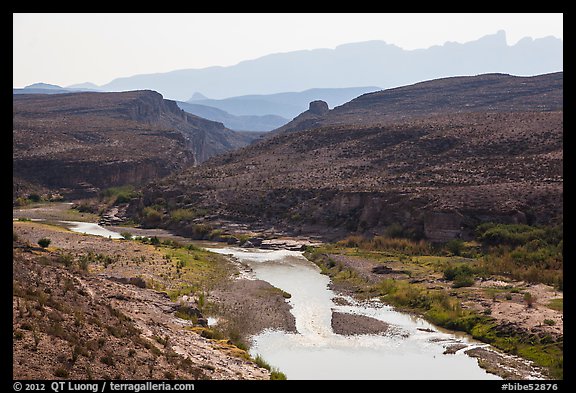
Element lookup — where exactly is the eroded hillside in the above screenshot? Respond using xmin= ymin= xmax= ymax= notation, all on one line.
xmin=134 ymin=73 xmax=563 ymax=241
xmin=13 ymin=90 xmax=258 ymax=199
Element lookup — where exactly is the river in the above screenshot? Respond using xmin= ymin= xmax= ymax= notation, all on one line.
xmin=33 ymin=216 xmax=501 ymax=379
xmin=206 ymin=247 xmax=501 ymax=380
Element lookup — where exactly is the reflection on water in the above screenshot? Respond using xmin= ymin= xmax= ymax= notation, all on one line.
xmin=60 ymin=221 xmax=125 ymax=239
xmin=207 ymin=247 xmax=500 ymax=380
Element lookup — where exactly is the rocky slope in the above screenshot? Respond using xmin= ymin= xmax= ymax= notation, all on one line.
xmin=272 ymin=72 xmax=563 ymax=134
xmin=12 ymin=225 xmax=275 ymax=380
xmin=134 ymin=73 xmax=562 ymax=241
xmin=13 ymin=90 xmax=258 ymax=199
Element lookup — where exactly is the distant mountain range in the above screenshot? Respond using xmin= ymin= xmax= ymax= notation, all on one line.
xmin=13 ymin=82 xmax=99 ymax=95
xmin=175 ymin=86 xmax=381 ymax=131
xmin=176 ymin=101 xmax=287 ymax=132
xmin=185 ymin=86 xmax=381 ymax=119
xmin=93 ymin=30 xmax=561 ymax=101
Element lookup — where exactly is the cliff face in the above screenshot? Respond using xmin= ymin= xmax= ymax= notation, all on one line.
xmin=13 ymin=90 xmax=258 ymax=199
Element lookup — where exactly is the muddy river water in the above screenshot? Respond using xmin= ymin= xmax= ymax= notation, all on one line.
xmin=205 ymin=247 xmax=501 ymax=380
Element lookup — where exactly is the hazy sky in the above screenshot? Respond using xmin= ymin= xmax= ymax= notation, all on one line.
xmin=13 ymin=13 xmax=563 ymax=88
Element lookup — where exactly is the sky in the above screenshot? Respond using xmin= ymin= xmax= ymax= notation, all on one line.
xmin=13 ymin=13 xmax=563 ymax=88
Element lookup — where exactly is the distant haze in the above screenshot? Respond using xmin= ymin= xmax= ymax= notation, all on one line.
xmin=13 ymin=13 xmax=562 ymax=91
xmin=93 ymin=31 xmax=561 ymax=101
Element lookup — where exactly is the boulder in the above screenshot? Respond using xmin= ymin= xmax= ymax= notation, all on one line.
xmin=240 ymin=240 xmax=254 ymax=248
xmin=308 ymin=100 xmax=329 ymax=115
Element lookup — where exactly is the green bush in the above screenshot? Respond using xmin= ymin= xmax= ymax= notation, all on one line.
xmin=270 ymin=369 xmax=287 ymax=380
xmin=170 ymin=208 xmax=198 ymax=222
xmin=37 ymin=238 xmax=51 ymax=248
xmin=524 ymin=292 xmax=536 ymax=308
xmin=443 ymin=264 xmax=474 ymax=281
xmin=28 ymin=193 xmax=42 ymax=202
xmin=100 ymin=185 xmax=139 ymax=204
xmin=142 ymin=207 xmax=163 ymax=226
xmin=191 ymin=224 xmax=212 ymax=239
xmin=383 ymin=223 xmax=405 ymax=238
xmin=476 ymin=222 xmax=560 ymax=247
xmin=445 ymin=239 xmax=465 ymax=256
xmin=452 ymin=274 xmax=475 ymax=288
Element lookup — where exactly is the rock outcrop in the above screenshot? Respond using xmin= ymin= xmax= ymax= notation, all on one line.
xmin=308 ymin=100 xmax=329 ymax=115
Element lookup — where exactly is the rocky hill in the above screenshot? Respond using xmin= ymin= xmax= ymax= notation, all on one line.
xmin=12 ymin=228 xmax=271 ymax=380
xmin=272 ymin=72 xmax=563 ymax=135
xmin=13 ymin=90 xmax=259 ymax=199
xmin=134 ymin=73 xmax=563 ymax=241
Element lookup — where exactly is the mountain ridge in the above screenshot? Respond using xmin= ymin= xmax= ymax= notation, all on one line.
xmin=96 ymin=31 xmax=562 ymax=100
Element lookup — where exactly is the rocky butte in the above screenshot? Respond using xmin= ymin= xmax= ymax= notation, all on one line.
xmin=134 ymin=72 xmax=563 ymax=242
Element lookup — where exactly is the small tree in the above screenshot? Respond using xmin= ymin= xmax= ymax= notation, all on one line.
xmin=524 ymin=292 xmax=537 ymax=308
xmin=38 ymin=238 xmax=51 ymax=248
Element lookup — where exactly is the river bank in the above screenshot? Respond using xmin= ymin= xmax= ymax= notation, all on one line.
xmin=305 ymin=246 xmax=562 ymax=379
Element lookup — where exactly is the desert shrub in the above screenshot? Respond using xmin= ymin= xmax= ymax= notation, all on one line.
xmin=121 ymin=232 xmax=133 ymax=240
xmin=475 ymin=222 xmax=560 ymax=248
xmin=57 ymin=253 xmax=74 ymax=267
xmin=141 ymin=206 xmax=163 ymax=226
xmin=74 ymin=201 xmax=99 ymax=213
xmin=100 ymin=185 xmax=140 ymax=204
xmin=445 ymin=239 xmax=465 ymax=256
xmin=337 ymin=234 xmax=432 ymax=255
xmin=443 ymin=264 xmax=474 ymax=281
xmin=170 ymin=208 xmax=198 ymax=222
xmin=452 ymin=274 xmax=475 ymax=288
xmin=254 ymin=354 xmax=271 ymax=370
xmin=78 ymin=253 xmax=92 ymax=271
xmin=28 ymin=193 xmax=41 ymax=202
xmin=443 ymin=263 xmax=476 ymax=288
xmin=191 ymin=224 xmax=212 ymax=239
xmin=100 ymin=353 xmax=115 ymax=366
xmin=270 ymin=369 xmax=287 ymax=380
xmin=524 ymin=292 xmax=536 ymax=308
xmin=37 ymin=238 xmax=51 ymax=248
xmin=14 ymin=197 xmax=29 ymax=206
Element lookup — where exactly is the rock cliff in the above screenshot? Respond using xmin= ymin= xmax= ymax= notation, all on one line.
xmin=13 ymin=90 xmax=259 ymax=199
